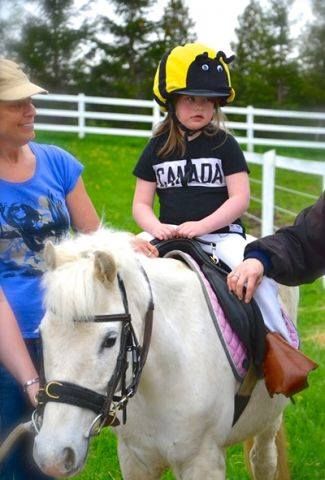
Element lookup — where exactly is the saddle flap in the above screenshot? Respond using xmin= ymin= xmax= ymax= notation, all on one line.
xmin=153 ymin=238 xmax=266 ymax=376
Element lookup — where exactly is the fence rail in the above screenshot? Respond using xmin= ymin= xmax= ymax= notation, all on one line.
xmin=244 ymin=150 xmax=325 ymax=235
xmin=34 ymin=93 xmax=325 ymax=151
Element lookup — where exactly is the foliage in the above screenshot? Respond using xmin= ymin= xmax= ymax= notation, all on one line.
xmin=86 ymin=0 xmax=156 ymax=98
xmin=297 ymin=0 xmax=325 ymax=108
xmin=157 ymin=0 xmax=196 ymax=51
xmin=5 ymin=0 xmax=93 ymax=93
xmin=86 ymin=0 xmax=196 ymax=99
xmin=0 ymin=1 xmax=26 ymax=57
xmin=231 ymin=0 xmax=302 ymax=108
xmin=0 ymin=0 xmax=323 ymax=108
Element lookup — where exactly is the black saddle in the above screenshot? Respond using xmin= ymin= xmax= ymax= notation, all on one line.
xmin=152 ymin=238 xmax=266 ymax=377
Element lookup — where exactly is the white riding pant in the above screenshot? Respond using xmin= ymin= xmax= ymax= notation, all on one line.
xmin=197 ymin=232 xmax=291 ymax=342
xmin=140 ymin=229 xmax=291 ymax=342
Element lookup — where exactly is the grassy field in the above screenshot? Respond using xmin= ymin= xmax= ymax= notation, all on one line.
xmin=35 ymin=132 xmax=324 ymax=479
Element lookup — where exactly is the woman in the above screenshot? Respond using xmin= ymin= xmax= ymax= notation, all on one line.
xmin=0 ymin=58 xmax=100 ymax=480
xmin=0 ymin=58 xmax=157 ymax=479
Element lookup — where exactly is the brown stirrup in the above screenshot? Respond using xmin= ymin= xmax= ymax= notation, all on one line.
xmin=263 ymin=332 xmax=318 ymax=398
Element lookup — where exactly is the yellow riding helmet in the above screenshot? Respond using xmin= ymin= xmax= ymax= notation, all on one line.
xmin=153 ymin=43 xmax=235 ymax=111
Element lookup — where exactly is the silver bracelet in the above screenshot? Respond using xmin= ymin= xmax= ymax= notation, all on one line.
xmin=23 ymin=377 xmax=39 ymax=392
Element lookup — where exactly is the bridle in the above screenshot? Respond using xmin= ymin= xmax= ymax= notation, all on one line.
xmin=33 ymin=264 xmax=154 ymax=438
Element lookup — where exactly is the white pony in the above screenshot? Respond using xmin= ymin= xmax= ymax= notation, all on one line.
xmin=33 ymin=228 xmax=298 ymax=480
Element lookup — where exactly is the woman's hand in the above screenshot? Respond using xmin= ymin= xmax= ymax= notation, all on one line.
xmin=227 ymin=258 xmax=264 ymax=302
xmin=131 ymin=237 xmax=159 ymax=257
xmin=23 ymin=378 xmax=40 ymax=407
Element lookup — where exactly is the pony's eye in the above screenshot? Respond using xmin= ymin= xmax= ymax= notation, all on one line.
xmin=101 ymin=334 xmax=117 ymax=349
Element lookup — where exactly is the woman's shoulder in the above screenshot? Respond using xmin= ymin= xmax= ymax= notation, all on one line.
xmin=29 ymin=142 xmax=83 ymax=180
xmin=30 ymin=142 xmax=71 ymax=158
xmin=30 ymin=142 xmax=81 ymax=167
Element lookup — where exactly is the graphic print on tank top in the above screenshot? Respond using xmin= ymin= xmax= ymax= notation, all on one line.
xmin=0 ymin=192 xmax=69 ymax=277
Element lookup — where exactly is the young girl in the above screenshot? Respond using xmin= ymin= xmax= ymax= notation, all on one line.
xmin=132 ymin=42 xmax=294 ymax=344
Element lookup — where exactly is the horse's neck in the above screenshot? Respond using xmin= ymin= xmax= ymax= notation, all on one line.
xmin=123 ymin=257 xmax=237 ymax=423
xmin=133 ymin=258 xmax=226 ymax=386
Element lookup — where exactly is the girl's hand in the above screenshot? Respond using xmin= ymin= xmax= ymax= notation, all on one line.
xmin=150 ymin=224 xmax=177 ymax=241
xmin=131 ymin=237 xmax=159 ymax=257
xmin=175 ymin=221 xmax=207 ymax=238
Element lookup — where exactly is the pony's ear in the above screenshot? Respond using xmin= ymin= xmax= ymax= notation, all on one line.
xmin=44 ymin=241 xmax=57 ymax=270
xmin=94 ymin=251 xmax=116 ymax=284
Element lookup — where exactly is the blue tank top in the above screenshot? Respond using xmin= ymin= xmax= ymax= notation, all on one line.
xmin=0 ymin=142 xmax=83 ymax=338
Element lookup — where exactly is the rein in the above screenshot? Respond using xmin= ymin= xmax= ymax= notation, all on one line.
xmin=34 ymin=265 xmax=154 ymax=438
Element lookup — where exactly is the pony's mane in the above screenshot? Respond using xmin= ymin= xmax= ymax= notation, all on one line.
xmin=52 ymin=227 xmax=135 ymax=261
xmin=42 ymin=228 xmax=138 ymax=324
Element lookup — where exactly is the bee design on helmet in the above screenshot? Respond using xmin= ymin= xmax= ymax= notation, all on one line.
xmin=153 ymin=43 xmax=235 ymax=111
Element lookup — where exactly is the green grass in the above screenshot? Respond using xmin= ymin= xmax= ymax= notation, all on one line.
xmin=34 ymin=131 xmax=324 ymax=479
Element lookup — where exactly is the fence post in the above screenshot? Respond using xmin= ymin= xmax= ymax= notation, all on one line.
xmin=261 ymin=150 xmax=276 ymax=236
xmin=247 ymin=105 xmax=254 ymax=153
xmin=152 ymin=102 xmax=161 ymax=131
xmin=78 ymin=93 xmax=85 ymax=139
xmin=322 ymin=176 xmax=325 ymax=284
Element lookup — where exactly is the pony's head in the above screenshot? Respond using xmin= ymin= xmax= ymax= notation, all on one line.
xmin=33 ymin=230 xmax=150 ymax=477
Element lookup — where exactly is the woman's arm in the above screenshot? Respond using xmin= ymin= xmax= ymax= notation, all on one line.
xmin=176 ymin=171 xmax=250 ymax=238
xmin=66 ymin=177 xmax=100 ymax=233
xmin=227 ymin=192 xmax=325 ymax=300
xmin=0 ymin=290 xmax=39 ymax=406
xmin=133 ymin=178 xmax=176 ymax=240
xmin=243 ymin=193 xmax=325 ymax=285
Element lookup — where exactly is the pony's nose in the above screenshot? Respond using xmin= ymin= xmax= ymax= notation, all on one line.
xmin=34 ymin=441 xmax=78 ymax=477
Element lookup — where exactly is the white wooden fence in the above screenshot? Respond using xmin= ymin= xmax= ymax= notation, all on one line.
xmin=34 ymin=93 xmax=325 ymax=151
xmin=33 ymin=93 xmax=325 ymax=235
xmin=244 ymin=150 xmax=325 ymax=235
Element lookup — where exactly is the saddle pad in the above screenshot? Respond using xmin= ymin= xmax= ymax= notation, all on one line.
xmin=165 ymin=250 xmax=249 ymax=381
xmin=282 ymin=309 xmax=299 ymax=349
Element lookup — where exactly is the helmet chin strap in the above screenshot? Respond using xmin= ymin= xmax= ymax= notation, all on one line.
xmin=175 ymin=121 xmax=199 ymax=187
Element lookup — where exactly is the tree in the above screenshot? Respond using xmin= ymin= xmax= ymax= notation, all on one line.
xmin=88 ymin=0 xmax=197 ymax=99
xmin=143 ymin=0 xmax=197 ymax=99
xmin=158 ymin=0 xmax=196 ymax=50
xmin=87 ymin=0 xmax=157 ymax=99
xmin=8 ymin=0 xmax=93 ymax=93
xmin=231 ymin=0 xmax=300 ymax=108
xmin=298 ymin=0 xmax=325 ymax=107
xmin=231 ymin=0 xmax=275 ymax=106
xmin=0 ymin=1 xmax=26 ymax=57
xmin=144 ymin=0 xmax=196 ymax=97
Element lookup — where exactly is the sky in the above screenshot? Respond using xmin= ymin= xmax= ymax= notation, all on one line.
xmin=153 ymin=0 xmax=315 ymax=54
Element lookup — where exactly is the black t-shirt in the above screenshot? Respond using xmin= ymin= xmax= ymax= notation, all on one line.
xmin=133 ymin=130 xmax=249 ymax=228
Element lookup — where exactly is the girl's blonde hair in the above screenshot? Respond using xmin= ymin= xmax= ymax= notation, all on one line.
xmin=154 ymin=102 xmax=228 ymax=158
